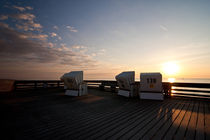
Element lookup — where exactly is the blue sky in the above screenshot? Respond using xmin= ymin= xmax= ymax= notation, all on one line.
xmin=0 ymin=0 xmax=210 ymax=80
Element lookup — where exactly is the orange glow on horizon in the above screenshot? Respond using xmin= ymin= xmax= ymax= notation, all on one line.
xmin=168 ymin=78 xmax=175 ymax=83
xmin=162 ymin=61 xmax=180 ymax=76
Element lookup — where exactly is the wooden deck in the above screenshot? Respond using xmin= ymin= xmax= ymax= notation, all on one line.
xmin=0 ymin=88 xmax=210 ymax=140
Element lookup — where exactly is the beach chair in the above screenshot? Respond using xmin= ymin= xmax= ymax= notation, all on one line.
xmin=60 ymin=71 xmax=88 ymax=96
xmin=115 ymin=71 xmax=135 ymax=97
xmin=139 ymin=73 xmax=164 ymax=100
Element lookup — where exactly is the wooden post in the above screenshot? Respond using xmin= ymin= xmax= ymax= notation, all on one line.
xmin=14 ymin=81 xmax=17 ymax=91
xmin=168 ymin=83 xmax=172 ymax=97
xmin=34 ymin=82 xmax=37 ymax=89
xmin=163 ymin=82 xmax=172 ymax=98
xmin=99 ymin=84 xmax=104 ymax=90
xmin=111 ymin=85 xmax=116 ymax=92
xmin=57 ymin=81 xmax=60 ymax=87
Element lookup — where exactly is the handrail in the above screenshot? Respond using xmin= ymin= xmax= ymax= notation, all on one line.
xmin=13 ymin=80 xmax=210 ymax=98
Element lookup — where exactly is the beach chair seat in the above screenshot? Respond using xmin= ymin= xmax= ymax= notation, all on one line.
xmin=60 ymin=71 xmax=88 ymax=96
xmin=115 ymin=71 xmax=135 ymax=97
xmin=139 ymin=73 xmax=164 ymax=100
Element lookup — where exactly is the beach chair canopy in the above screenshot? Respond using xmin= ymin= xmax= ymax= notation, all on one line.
xmin=115 ymin=71 xmax=135 ymax=90
xmin=140 ymin=73 xmax=162 ymax=92
xmin=61 ymin=71 xmax=83 ymax=89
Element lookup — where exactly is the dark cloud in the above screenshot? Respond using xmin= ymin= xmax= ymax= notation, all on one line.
xmin=0 ymin=13 xmax=42 ymax=31
xmin=0 ymin=25 xmax=97 ymax=67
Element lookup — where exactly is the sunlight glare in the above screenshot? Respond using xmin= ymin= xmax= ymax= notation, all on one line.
xmin=163 ymin=62 xmax=180 ymax=75
xmin=168 ymin=78 xmax=175 ymax=83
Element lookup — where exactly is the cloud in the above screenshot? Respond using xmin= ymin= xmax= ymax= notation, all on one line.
xmin=66 ymin=25 xmax=78 ymax=32
xmin=72 ymin=45 xmax=87 ymax=49
xmin=25 ymin=6 xmax=33 ymax=10
xmin=13 ymin=5 xmax=25 ymax=11
xmin=50 ymin=32 xmax=62 ymax=40
xmin=160 ymin=25 xmax=168 ymax=32
xmin=0 ymin=22 xmax=9 ymax=28
xmin=50 ymin=32 xmax=57 ymax=37
xmin=0 ymin=4 xmax=101 ymax=79
xmin=58 ymin=36 xmax=62 ymax=40
xmin=2 ymin=13 xmax=42 ymax=31
xmin=53 ymin=25 xmax=58 ymax=30
xmin=0 ymin=25 xmax=97 ymax=67
xmin=92 ymin=49 xmax=106 ymax=56
xmin=48 ymin=42 xmax=54 ymax=48
xmin=16 ymin=22 xmax=42 ymax=31
xmin=12 ymin=5 xmax=33 ymax=11
xmin=0 ymin=15 xmax=8 ymax=20
xmin=10 ymin=13 xmax=35 ymax=21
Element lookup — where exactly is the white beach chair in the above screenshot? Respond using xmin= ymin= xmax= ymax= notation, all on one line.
xmin=60 ymin=71 xmax=88 ymax=96
xmin=139 ymin=73 xmax=164 ymax=100
xmin=115 ymin=71 xmax=135 ymax=97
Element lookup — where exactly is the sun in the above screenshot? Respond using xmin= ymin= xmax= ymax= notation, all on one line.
xmin=162 ymin=61 xmax=180 ymax=75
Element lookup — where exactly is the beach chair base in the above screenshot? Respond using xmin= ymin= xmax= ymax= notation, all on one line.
xmin=65 ymin=90 xmax=79 ymax=96
xmin=140 ymin=92 xmax=164 ymax=100
xmin=118 ymin=90 xmax=130 ymax=97
xmin=65 ymin=84 xmax=88 ymax=96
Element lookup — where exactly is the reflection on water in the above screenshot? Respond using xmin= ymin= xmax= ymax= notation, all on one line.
xmin=102 ymin=78 xmax=210 ymax=83
xmin=168 ymin=78 xmax=175 ymax=83
xmin=162 ymin=78 xmax=210 ymax=83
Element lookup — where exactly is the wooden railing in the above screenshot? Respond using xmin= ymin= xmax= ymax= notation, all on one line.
xmin=171 ymin=82 xmax=210 ymax=98
xmin=13 ymin=80 xmax=210 ymax=98
xmin=14 ymin=80 xmax=64 ymax=90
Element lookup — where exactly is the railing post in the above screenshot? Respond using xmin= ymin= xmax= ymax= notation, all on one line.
xmin=111 ymin=85 xmax=116 ymax=92
xmin=99 ymin=84 xmax=104 ymax=90
xmin=57 ymin=81 xmax=60 ymax=87
xmin=168 ymin=83 xmax=172 ymax=97
xmin=14 ymin=81 xmax=17 ymax=91
xmin=163 ymin=82 xmax=172 ymax=98
xmin=34 ymin=82 xmax=37 ymax=89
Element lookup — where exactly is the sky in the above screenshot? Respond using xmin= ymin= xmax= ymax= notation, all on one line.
xmin=0 ymin=0 xmax=210 ymax=80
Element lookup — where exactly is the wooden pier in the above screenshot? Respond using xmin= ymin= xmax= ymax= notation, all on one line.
xmin=0 ymin=80 xmax=210 ymax=139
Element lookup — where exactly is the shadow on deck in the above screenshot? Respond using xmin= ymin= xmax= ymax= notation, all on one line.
xmin=0 ymin=88 xmax=210 ymax=140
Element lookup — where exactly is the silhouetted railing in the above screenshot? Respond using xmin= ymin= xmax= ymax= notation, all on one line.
xmin=13 ymin=80 xmax=210 ymax=98
xmin=14 ymin=80 xmax=64 ymax=90
xmin=171 ymin=82 xmax=210 ymax=98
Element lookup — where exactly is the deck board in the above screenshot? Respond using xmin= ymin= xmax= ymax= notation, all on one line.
xmin=205 ymin=102 xmax=210 ymax=139
xmin=195 ymin=101 xmax=205 ymax=140
xmin=185 ymin=100 xmax=199 ymax=140
xmin=0 ymin=88 xmax=210 ymax=140
xmin=173 ymin=100 xmax=194 ymax=140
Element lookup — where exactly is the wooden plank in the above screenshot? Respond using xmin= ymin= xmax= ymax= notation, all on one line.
xmin=127 ymin=99 xmax=180 ymax=140
xmin=24 ymin=98 xmax=134 ymax=139
xmin=204 ymin=102 xmax=210 ymax=139
xmin=174 ymin=89 xmax=210 ymax=93
xmin=139 ymin=99 xmax=185 ymax=140
xmin=172 ymin=83 xmax=210 ymax=88
xmin=185 ymin=100 xmax=199 ymax=140
xmin=119 ymin=99 xmax=182 ymax=140
xmin=172 ymin=93 xmax=210 ymax=98
xmin=35 ymin=101 xmax=144 ymax=139
xmin=173 ymin=100 xmax=194 ymax=140
xmin=141 ymin=99 xmax=187 ymax=140
xmin=69 ymin=101 xmax=158 ymax=140
xmin=153 ymin=99 xmax=191 ymax=140
xmin=89 ymin=100 xmax=173 ymax=140
xmin=195 ymin=100 xmax=205 ymax=140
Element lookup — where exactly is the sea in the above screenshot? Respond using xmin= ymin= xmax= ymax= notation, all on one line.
xmin=91 ymin=78 xmax=210 ymax=97
xmin=97 ymin=78 xmax=210 ymax=83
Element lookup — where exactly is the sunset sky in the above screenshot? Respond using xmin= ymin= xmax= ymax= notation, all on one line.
xmin=0 ymin=0 xmax=210 ymax=80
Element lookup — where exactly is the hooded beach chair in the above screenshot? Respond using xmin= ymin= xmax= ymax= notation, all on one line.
xmin=60 ymin=71 xmax=88 ymax=96
xmin=139 ymin=73 xmax=164 ymax=100
xmin=115 ymin=71 xmax=135 ymax=97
